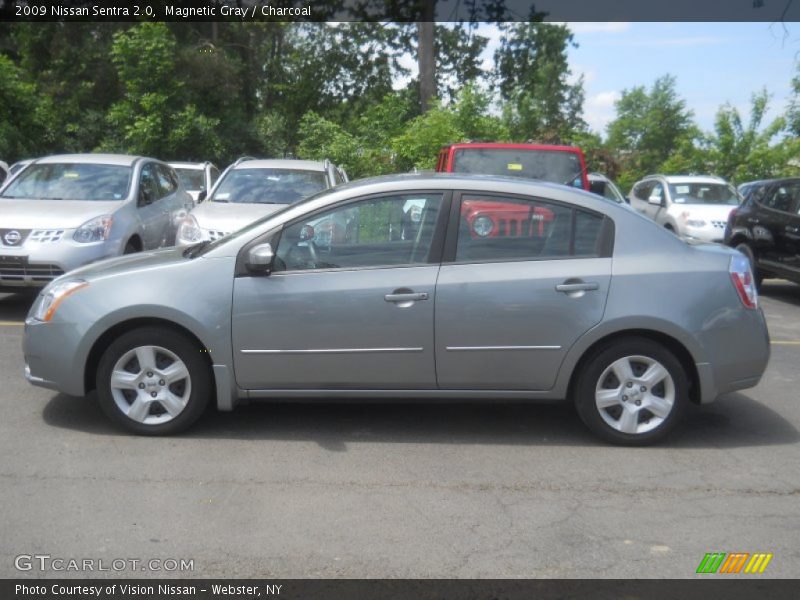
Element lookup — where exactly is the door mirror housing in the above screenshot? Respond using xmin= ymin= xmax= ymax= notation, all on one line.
xmin=246 ymin=243 xmax=275 ymax=274
xmin=197 ymin=190 xmax=207 ymax=202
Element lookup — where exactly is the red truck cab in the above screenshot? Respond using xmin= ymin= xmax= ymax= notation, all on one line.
xmin=436 ymin=143 xmax=588 ymax=239
xmin=436 ymin=142 xmax=590 ymax=191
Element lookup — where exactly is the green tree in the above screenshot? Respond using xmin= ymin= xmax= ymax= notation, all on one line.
xmin=391 ymin=102 xmax=465 ymax=171
xmin=606 ymin=74 xmax=697 ymax=189
xmin=0 ymin=54 xmax=53 ymax=160
xmin=495 ymin=23 xmax=586 ymax=142
xmin=101 ymin=23 xmax=223 ymax=160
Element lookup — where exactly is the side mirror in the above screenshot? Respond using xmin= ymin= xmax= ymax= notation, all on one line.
xmin=197 ymin=190 xmax=207 ymax=202
xmin=648 ymin=195 xmax=663 ymax=206
xmin=246 ymin=243 xmax=275 ymax=274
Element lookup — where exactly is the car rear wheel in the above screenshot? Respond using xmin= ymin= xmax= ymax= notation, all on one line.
xmin=96 ymin=327 xmax=211 ymax=435
xmin=735 ymin=242 xmax=764 ymax=290
xmin=574 ymin=337 xmax=688 ymax=445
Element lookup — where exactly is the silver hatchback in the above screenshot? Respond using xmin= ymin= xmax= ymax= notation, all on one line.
xmin=0 ymin=154 xmax=193 ymax=292
xmin=22 ymin=175 xmax=770 ymax=444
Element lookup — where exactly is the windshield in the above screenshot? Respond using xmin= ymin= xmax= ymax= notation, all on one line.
xmin=174 ymin=168 xmax=206 ymax=192
xmin=668 ymin=182 xmax=740 ymax=206
xmin=452 ymin=148 xmax=584 ymax=187
xmin=209 ymin=168 xmax=327 ymax=205
xmin=0 ymin=163 xmax=132 ymax=201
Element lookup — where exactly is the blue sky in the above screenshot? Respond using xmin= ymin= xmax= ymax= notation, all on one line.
xmin=473 ymin=22 xmax=799 ymax=137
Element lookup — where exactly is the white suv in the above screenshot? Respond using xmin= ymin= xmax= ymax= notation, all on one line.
xmin=628 ymin=174 xmax=741 ymax=243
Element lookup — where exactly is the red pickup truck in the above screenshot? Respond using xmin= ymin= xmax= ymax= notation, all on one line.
xmin=436 ymin=142 xmax=588 ymax=238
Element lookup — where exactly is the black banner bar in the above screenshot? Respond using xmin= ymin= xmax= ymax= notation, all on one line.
xmin=3 ymin=579 xmax=800 ymax=600
xmin=1 ymin=0 xmax=800 ymax=23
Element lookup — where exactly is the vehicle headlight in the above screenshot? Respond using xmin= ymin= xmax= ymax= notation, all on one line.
xmin=472 ymin=215 xmax=494 ymax=237
xmin=176 ymin=214 xmax=208 ymax=244
xmin=73 ymin=215 xmax=113 ymax=243
xmin=32 ymin=280 xmax=89 ymax=322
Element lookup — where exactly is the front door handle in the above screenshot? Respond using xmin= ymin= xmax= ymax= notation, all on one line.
xmin=785 ymin=225 xmax=799 ymax=234
xmin=385 ymin=292 xmax=429 ymax=302
xmin=555 ymin=281 xmax=599 ymax=293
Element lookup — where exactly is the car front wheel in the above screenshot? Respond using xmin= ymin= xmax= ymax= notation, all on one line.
xmin=96 ymin=327 xmax=212 ymax=435
xmin=574 ymin=337 xmax=688 ymax=445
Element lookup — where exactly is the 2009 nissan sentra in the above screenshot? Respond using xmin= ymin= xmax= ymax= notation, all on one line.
xmin=22 ymin=174 xmax=770 ymax=444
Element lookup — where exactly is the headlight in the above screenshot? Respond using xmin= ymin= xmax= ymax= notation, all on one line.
xmin=176 ymin=214 xmax=208 ymax=244
xmin=472 ymin=215 xmax=494 ymax=237
xmin=32 ymin=280 xmax=89 ymax=322
xmin=73 ymin=215 xmax=113 ymax=243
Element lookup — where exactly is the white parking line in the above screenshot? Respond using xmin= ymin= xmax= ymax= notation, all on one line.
xmin=0 ymin=321 xmax=23 ymax=327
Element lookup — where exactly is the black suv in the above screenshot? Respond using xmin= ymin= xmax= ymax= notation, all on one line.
xmin=725 ymin=177 xmax=800 ymax=287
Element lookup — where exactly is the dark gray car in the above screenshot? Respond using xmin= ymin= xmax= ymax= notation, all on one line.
xmin=22 ymin=174 xmax=770 ymax=444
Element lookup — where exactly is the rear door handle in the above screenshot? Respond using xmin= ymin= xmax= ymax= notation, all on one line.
xmin=385 ymin=292 xmax=429 ymax=302
xmin=555 ymin=281 xmax=599 ymax=293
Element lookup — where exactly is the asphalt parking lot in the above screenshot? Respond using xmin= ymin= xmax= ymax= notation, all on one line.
xmin=0 ymin=282 xmax=798 ymax=579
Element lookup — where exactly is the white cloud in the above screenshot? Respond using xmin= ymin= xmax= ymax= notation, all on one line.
xmin=585 ymin=91 xmax=621 ymax=133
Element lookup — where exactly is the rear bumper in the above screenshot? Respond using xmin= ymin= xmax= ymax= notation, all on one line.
xmin=695 ymin=308 xmax=770 ymax=403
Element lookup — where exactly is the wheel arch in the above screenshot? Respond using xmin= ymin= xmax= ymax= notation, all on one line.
xmin=84 ymin=317 xmax=213 ymax=397
xmin=566 ymin=329 xmax=702 ymax=405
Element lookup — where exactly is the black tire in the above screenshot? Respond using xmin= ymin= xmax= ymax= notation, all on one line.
xmin=574 ymin=337 xmax=689 ymax=446
xmin=95 ymin=327 xmax=212 ymax=435
xmin=123 ymin=240 xmax=139 ymax=254
xmin=735 ymin=242 xmax=764 ymax=291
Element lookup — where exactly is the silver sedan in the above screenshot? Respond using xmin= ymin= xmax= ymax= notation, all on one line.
xmin=22 ymin=174 xmax=770 ymax=444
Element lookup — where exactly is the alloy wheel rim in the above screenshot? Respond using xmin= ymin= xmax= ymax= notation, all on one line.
xmin=109 ymin=345 xmax=192 ymax=425
xmin=594 ymin=354 xmax=675 ymax=435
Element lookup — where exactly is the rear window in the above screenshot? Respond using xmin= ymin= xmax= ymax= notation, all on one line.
xmin=452 ymin=148 xmax=584 ymax=188
xmin=175 ymin=168 xmax=207 ymax=192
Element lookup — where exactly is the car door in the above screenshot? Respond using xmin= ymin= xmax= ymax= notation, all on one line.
xmin=136 ymin=162 xmax=166 ymax=249
xmin=757 ymin=181 xmax=800 ymax=275
xmin=231 ymin=191 xmax=448 ymax=390
xmin=630 ymin=181 xmax=653 ymax=216
xmin=435 ymin=192 xmax=612 ymax=391
xmin=644 ymin=181 xmax=666 ymax=224
xmin=155 ymin=164 xmax=189 ymax=245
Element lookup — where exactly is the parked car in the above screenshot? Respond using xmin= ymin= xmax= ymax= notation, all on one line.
xmin=588 ymin=172 xmax=626 ymax=204
xmin=628 ymin=174 xmax=740 ymax=242
xmin=176 ymin=158 xmax=347 ymax=245
xmin=23 ymin=174 xmax=769 ymax=445
xmin=169 ymin=161 xmax=219 ymax=204
xmin=725 ymin=177 xmax=800 ymax=288
xmin=0 ymin=154 xmax=193 ymax=293
xmin=436 ymin=142 xmax=590 ymax=190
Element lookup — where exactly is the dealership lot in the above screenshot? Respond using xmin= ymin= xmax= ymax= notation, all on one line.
xmin=0 ymin=283 xmax=798 ymax=578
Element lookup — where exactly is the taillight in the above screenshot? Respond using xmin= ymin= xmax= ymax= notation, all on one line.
xmin=730 ymin=254 xmax=758 ymax=309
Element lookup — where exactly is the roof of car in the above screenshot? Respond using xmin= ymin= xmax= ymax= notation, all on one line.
xmin=234 ymin=159 xmax=326 ymax=171
xmin=443 ymin=142 xmax=583 ymax=153
xmin=169 ymin=161 xmax=215 ymax=169
xmin=35 ymin=154 xmax=144 ymax=166
xmin=646 ymin=174 xmax=727 ymax=185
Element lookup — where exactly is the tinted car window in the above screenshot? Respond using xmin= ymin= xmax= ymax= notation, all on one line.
xmin=1 ymin=163 xmax=132 ymax=201
xmin=156 ymin=165 xmax=177 ymax=197
xmin=138 ymin=164 xmax=161 ymax=206
xmin=210 ymin=168 xmax=327 ymax=205
xmin=274 ymin=193 xmax=443 ymax=271
xmin=455 ymin=195 xmax=604 ymax=262
xmin=175 ymin=168 xmax=206 ymax=192
xmin=762 ymin=183 xmax=800 ymax=214
xmin=633 ymin=181 xmax=654 ymax=201
xmin=452 ymin=148 xmax=583 ymax=187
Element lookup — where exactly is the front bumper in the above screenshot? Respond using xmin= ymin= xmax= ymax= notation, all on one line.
xmin=0 ymin=235 xmax=117 ymax=288
xmin=23 ymin=316 xmax=87 ymax=396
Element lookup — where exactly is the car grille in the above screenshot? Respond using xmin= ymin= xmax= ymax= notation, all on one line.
xmin=711 ymin=220 xmax=726 ymax=229
xmin=29 ymin=229 xmax=65 ymax=243
xmin=207 ymin=229 xmax=230 ymax=241
xmin=0 ymin=263 xmax=64 ymax=285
